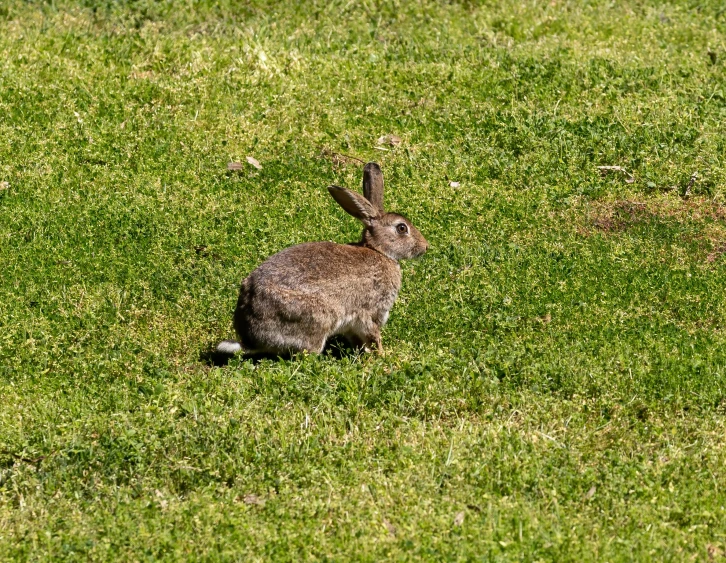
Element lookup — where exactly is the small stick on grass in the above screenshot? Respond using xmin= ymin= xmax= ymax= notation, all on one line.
xmin=683 ymin=172 xmax=697 ymax=199
xmin=0 ymin=448 xmax=47 ymax=465
xmin=597 ymin=165 xmax=635 ymax=184
xmin=319 ymin=147 xmax=366 ymax=165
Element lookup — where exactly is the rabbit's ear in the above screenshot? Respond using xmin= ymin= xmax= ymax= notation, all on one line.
xmin=363 ymin=162 xmax=384 ymax=213
xmin=328 ymin=185 xmax=379 ymax=225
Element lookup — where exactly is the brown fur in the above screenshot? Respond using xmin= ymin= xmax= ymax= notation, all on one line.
xmin=221 ymin=162 xmax=428 ymax=355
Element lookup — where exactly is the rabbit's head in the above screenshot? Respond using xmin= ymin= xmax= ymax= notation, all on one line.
xmin=328 ymin=163 xmax=428 ymax=261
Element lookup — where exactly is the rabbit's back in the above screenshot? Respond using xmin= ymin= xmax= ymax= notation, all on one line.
xmin=233 ymin=242 xmax=401 ymax=354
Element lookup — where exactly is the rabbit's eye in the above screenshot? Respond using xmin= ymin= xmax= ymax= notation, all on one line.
xmin=396 ymin=223 xmax=408 ymax=234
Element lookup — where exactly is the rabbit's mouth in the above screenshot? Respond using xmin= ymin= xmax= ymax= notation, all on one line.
xmin=407 ymin=244 xmax=429 ymax=260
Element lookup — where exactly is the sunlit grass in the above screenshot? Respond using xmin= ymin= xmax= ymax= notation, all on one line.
xmin=1 ymin=0 xmax=726 ymax=560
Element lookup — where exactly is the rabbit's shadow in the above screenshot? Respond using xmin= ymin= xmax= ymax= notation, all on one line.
xmin=200 ymin=335 xmax=360 ymax=367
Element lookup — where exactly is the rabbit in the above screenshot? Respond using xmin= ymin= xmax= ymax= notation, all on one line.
xmin=217 ymin=162 xmax=428 ymax=356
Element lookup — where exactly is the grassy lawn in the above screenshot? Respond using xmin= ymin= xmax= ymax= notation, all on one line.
xmin=2 ymin=0 xmax=726 ymax=560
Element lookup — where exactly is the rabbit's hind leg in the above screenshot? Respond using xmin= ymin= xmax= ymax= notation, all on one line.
xmin=346 ymin=321 xmax=382 ymax=354
xmin=367 ymin=327 xmax=383 ymax=354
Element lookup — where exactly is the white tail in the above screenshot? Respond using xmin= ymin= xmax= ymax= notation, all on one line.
xmin=216 ymin=340 xmax=242 ymax=354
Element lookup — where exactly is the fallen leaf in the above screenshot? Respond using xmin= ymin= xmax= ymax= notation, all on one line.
xmin=454 ymin=511 xmax=465 ymax=526
xmin=377 ymin=134 xmax=402 ymax=147
xmin=154 ymin=490 xmax=168 ymax=509
xmin=597 ymin=165 xmax=635 ymax=184
xmin=131 ymin=70 xmax=155 ymax=80
xmin=243 ymin=494 xmax=264 ymax=506
xmin=246 ymin=156 xmax=262 ymax=170
xmin=584 ymin=485 xmax=596 ymax=500
xmin=227 ymin=162 xmax=244 ymax=171
xmin=0 ymin=181 xmax=8 ymax=190
xmin=449 ymin=181 xmax=460 ymax=188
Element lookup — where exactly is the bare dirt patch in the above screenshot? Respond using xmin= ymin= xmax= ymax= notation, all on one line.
xmin=591 ymin=201 xmax=649 ymax=233
xmin=590 ymin=197 xmax=726 ymax=231
xmin=580 ymin=196 xmax=726 ymax=263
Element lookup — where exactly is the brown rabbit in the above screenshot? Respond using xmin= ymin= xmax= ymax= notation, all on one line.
xmin=217 ymin=162 xmax=428 ymax=356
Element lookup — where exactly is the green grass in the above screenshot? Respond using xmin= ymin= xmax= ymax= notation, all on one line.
xmin=1 ymin=0 xmax=726 ymax=560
